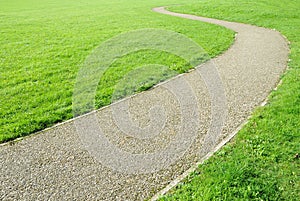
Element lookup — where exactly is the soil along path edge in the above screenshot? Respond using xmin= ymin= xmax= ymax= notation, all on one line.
xmin=0 ymin=7 xmax=289 ymax=201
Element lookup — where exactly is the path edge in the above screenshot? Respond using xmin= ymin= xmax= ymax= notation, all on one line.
xmin=149 ymin=6 xmax=290 ymax=201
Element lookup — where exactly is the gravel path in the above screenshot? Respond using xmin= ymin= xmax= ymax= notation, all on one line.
xmin=0 ymin=7 xmax=289 ymax=201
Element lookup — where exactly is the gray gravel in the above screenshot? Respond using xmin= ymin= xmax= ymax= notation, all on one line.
xmin=0 ymin=7 xmax=289 ymax=201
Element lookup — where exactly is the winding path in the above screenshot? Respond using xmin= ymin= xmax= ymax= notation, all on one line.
xmin=0 ymin=7 xmax=288 ymax=201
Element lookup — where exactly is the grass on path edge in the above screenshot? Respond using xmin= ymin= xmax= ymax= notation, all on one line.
xmin=159 ymin=1 xmax=300 ymax=200
xmin=0 ymin=0 xmax=235 ymax=142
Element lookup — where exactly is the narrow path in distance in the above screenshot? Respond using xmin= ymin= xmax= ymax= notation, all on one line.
xmin=0 ymin=7 xmax=289 ymax=201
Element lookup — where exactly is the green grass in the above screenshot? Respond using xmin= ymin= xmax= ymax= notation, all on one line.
xmin=2 ymin=0 xmax=298 ymax=199
xmin=0 ymin=0 xmax=234 ymax=142
xmin=159 ymin=0 xmax=300 ymax=200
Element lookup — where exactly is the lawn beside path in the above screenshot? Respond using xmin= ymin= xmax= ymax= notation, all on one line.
xmin=159 ymin=0 xmax=300 ymax=200
xmin=0 ymin=0 xmax=234 ymax=142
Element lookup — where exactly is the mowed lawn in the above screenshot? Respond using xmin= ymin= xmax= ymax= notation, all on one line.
xmin=0 ymin=0 xmax=234 ymax=142
xmin=160 ymin=0 xmax=300 ymax=200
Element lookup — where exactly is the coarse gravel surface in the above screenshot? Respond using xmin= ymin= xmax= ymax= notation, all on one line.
xmin=0 ymin=7 xmax=289 ymax=201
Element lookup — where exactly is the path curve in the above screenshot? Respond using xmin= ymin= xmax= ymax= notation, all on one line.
xmin=0 ymin=7 xmax=289 ymax=201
